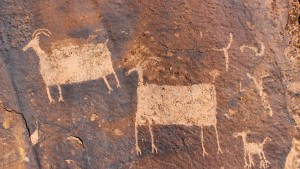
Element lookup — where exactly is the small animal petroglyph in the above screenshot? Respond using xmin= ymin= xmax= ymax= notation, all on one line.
xmin=22 ymin=29 xmax=120 ymax=103
xmin=284 ymin=138 xmax=300 ymax=169
xmin=247 ymin=73 xmax=273 ymax=116
xmin=234 ymin=131 xmax=271 ymax=169
xmin=125 ymin=51 xmax=222 ymax=156
xmin=212 ymin=33 xmax=233 ymax=72
xmin=240 ymin=41 xmax=265 ymax=56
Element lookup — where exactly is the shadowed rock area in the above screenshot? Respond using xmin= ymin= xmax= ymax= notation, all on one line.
xmin=0 ymin=0 xmax=299 ymax=168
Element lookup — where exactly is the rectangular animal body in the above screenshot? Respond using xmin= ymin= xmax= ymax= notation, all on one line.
xmin=46 ymin=43 xmax=114 ymax=85
xmin=136 ymin=84 xmax=217 ymax=126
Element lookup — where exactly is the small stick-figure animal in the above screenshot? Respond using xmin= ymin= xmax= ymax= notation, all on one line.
xmin=247 ymin=73 xmax=273 ymax=116
xmin=212 ymin=33 xmax=233 ymax=72
xmin=22 ymin=29 xmax=120 ymax=103
xmin=233 ymin=131 xmax=271 ymax=169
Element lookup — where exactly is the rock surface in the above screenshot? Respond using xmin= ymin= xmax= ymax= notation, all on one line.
xmin=0 ymin=0 xmax=299 ymax=168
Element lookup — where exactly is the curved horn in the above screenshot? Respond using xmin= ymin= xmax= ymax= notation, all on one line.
xmin=146 ymin=57 xmax=161 ymax=62
xmin=125 ymin=57 xmax=160 ymax=76
xmin=139 ymin=57 xmax=161 ymax=68
xmin=32 ymin=29 xmax=52 ymax=39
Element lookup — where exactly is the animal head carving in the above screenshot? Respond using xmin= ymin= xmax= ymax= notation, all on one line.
xmin=209 ymin=69 xmax=220 ymax=83
xmin=125 ymin=57 xmax=160 ymax=76
xmin=124 ymin=44 xmax=160 ymax=76
xmin=22 ymin=29 xmax=51 ymax=51
xmin=233 ymin=130 xmax=250 ymax=138
xmin=123 ymin=45 xmax=152 ymax=67
xmin=265 ymin=136 xmax=272 ymax=143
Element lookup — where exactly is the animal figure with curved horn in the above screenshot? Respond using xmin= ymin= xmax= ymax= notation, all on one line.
xmin=125 ymin=47 xmax=222 ymax=156
xmin=23 ymin=29 xmax=121 ymax=103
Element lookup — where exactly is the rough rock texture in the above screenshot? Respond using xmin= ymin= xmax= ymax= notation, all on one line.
xmin=0 ymin=0 xmax=299 ymax=168
xmin=0 ymin=104 xmax=38 ymax=169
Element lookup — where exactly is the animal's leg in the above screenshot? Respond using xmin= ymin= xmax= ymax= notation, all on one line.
xmin=258 ymin=153 xmax=264 ymax=168
xmin=103 ymin=77 xmax=113 ymax=93
xmin=261 ymin=152 xmax=269 ymax=163
xmin=148 ymin=121 xmax=158 ymax=153
xmin=135 ymin=120 xmax=142 ymax=155
xmin=201 ymin=126 xmax=208 ymax=157
xmin=57 ymin=85 xmax=64 ymax=102
xmin=248 ymin=154 xmax=255 ymax=168
xmin=244 ymin=151 xmax=249 ymax=168
xmin=214 ymin=125 xmax=223 ymax=154
xmin=46 ymin=86 xmax=55 ymax=104
xmin=113 ymin=71 xmax=121 ymax=88
xmin=260 ymin=152 xmax=270 ymax=169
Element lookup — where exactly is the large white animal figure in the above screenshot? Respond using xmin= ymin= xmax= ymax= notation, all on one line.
xmin=125 ymin=55 xmax=222 ymax=156
xmin=22 ymin=29 xmax=120 ymax=103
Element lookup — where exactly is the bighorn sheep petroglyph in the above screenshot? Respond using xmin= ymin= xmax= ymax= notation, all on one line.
xmin=125 ymin=52 xmax=222 ymax=156
xmin=22 ymin=29 xmax=120 ymax=103
xmin=234 ymin=131 xmax=271 ymax=169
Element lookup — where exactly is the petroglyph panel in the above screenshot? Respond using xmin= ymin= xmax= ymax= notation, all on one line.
xmin=0 ymin=0 xmax=296 ymax=168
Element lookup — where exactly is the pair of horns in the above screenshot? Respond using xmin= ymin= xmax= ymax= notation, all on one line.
xmin=136 ymin=57 xmax=160 ymax=68
xmin=234 ymin=130 xmax=250 ymax=135
xmin=32 ymin=29 xmax=52 ymax=39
